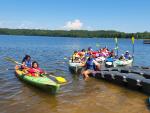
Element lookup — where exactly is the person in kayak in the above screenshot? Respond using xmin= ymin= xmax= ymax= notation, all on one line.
xmin=87 ymin=47 xmax=93 ymax=55
xmin=27 ymin=61 xmax=45 ymax=77
xmin=22 ymin=55 xmax=32 ymax=68
xmin=81 ymin=54 xmax=100 ymax=80
xmin=72 ymin=51 xmax=81 ymax=63
xmin=79 ymin=49 xmax=86 ymax=62
xmin=15 ymin=55 xmax=32 ymax=70
xmin=109 ymin=50 xmax=116 ymax=58
xmin=119 ymin=54 xmax=125 ymax=61
xmin=124 ymin=51 xmax=132 ymax=59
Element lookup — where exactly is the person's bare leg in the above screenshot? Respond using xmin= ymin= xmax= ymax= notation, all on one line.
xmin=83 ymin=70 xmax=91 ymax=80
xmin=96 ymin=64 xmax=101 ymax=71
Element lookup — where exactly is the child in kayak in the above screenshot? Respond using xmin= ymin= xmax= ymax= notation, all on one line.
xmin=15 ymin=55 xmax=32 ymax=70
xmin=124 ymin=51 xmax=132 ymax=59
xmin=71 ymin=51 xmax=81 ymax=63
xmin=119 ymin=54 xmax=125 ymax=61
xmin=22 ymin=55 xmax=32 ymax=68
xmin=27 ymin=61 xmax=45 ymax=77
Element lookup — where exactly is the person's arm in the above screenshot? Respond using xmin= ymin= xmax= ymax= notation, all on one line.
xmin=80 ymin=61 xmax=86 ymax=67
xmin=93 ymin=60 xmax=101 ymax=70
xmin=93 ymin=60 xmax=99 ymax=66
xmin=39 ymin=68 xmax=45 ymax=74
xmin=21 ymin=62 xmax=27 ymax=68
xmin=22 ymin=61 xmax=25 ymax=65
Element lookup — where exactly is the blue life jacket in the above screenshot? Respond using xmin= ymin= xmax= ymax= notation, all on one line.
xmin=25 ymin=60 xmax=32 ymax=68
xmin=106 ymin=57 xmax=114 ymax=62
xmin=86 ymin=58 xmax=96 ymax=70
xmin=124 ymin=54 xmax=130 ymax=59
xmin=85 ymin=53 xmax=90 ymax=57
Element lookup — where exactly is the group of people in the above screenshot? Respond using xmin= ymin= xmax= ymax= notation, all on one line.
xmin=15 ymin=55 xmax=46 ymax=77
xmin=71 ymin=47 xmax=115 ymax=63
xmin=71 ymin=47 xmax=132 ymax=80
xmin=71 ymin=47 xmax=113 ymax=80
xmin=106 ymin=51 xmax=132 ymax=62
xmin=16 ymin=48 xmax=132 ymax=80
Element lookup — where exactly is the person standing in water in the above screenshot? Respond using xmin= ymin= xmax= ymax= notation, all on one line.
xmin=81 ymin=54 xmax=100 ymax=80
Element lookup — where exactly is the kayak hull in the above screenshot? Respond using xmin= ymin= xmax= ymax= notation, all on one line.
xmin=15 ymin=70 xmax=60 ymax=94
xmin=105 ymin=59 xmax=133 ymax=68
xmin=68 ymin=60 xmax=83 ymax=73
xmin=113 ymin=59 xmax=133 ymax=67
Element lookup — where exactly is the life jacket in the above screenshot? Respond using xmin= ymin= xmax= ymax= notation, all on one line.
xmin=28 ymin=68 xmax=43 ymax=76
xmin=72 ymin=53 xmax=80 ymax=62
xmin=124 ymin=54 xmax=130 ymax=59
xmin=77 ymin=52 xmax=82 ymax=56
xmin=91 ymin=51 xmax=99 ymax=58
xmin=25 ymin=60 xmax=32 ymax=68
xmin=92 ymin=51 xmax=98 ymax=54
xmin=106 ymin=57 xmax=114 ymax=62
xmin=86 ymin=58 xmax=96 ymax=70
xmin=72 ymin=53 xmax=77 ymax=59
xmin=85 ymin=53 xmax=90 ymax=57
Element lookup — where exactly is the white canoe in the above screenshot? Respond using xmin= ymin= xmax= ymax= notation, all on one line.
xmin=105 ymin=59 xmax=133 ymax=67
xmin=113 ymin=59 xmax=133 ymax=67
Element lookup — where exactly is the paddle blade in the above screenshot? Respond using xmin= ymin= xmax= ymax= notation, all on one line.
xmin=114 ymin=46 xmax=119 ymax=50
xmin=56 ymin=77 xmax=67 ymax=83
xmin=132 ymin=36 xmax=135 ymax=44
xmin=115 ymin=37 xmax=118 ymax=44
xmin=64 ymin=57 xmax=67 ymax=60
xmin=96 ymin=43 xmax=100 ymax=47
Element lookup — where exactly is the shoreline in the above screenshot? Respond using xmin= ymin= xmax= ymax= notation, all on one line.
xmin=0 ymin=34 xmax=147 ymax=40
xmin=0 ymin=28 xmax=150 ymax=39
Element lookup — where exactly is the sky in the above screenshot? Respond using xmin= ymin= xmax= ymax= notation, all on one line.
xmin=0 ymin=0 xmax=150 ymax=33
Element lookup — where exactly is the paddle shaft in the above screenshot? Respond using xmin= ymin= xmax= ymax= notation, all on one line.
xmin=116 ymin=43 xmax=119 ymax=56
xmin=132 ymin=36 xmax=135 ymax=63
xmin=115 ymin=37 xmax=119 ymax=56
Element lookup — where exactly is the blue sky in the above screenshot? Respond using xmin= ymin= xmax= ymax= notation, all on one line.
xmin=0 ymin=0 xmax=150 ymax=33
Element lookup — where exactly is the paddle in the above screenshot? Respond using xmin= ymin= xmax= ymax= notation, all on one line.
xmin=64 ymin=56 xmax=69 ymax=60
xmin=96 ymin=43 xmax=100 ymax=48
xmin=114 ymin=36 xmax=119 ymax=56
xmin=4 ymin=57 xmax=22 ymax=65
xmin=131 ymin=36 xmax=135 ymax=57
xmin=46 ymin=74 xmax=67 ymax=83
xmin=5 ymin=57 xmax=67 ymax=83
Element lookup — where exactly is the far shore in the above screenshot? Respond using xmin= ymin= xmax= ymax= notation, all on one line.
xmin=0 ymin=28 xmax=150 ymax=39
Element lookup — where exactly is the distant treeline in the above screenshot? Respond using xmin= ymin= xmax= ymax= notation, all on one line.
xmin=0 ymin=28 xmax=150 ymax=39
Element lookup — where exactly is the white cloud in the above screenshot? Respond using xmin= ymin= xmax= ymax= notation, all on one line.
xmin=0 ymin=19 xmax=84 ymax=30
xmin=63 ymin=19 xmax=83 ymax=30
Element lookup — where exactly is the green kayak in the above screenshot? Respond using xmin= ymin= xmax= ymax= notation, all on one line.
xmin=15 ymin=69 xmax=60 ymax=94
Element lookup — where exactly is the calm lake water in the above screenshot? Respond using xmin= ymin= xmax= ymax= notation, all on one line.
xmin=0 ymin=35 xmax=150 ymax=113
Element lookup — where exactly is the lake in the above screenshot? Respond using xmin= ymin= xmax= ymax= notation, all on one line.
xmin=0 ymin=35 xmax=150 ymax=113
